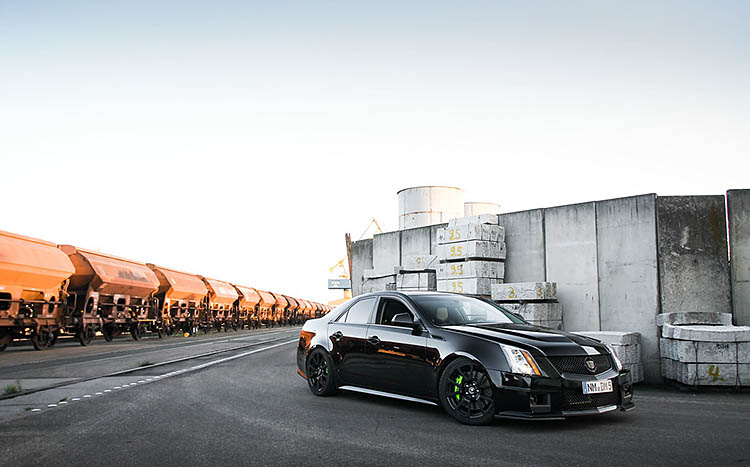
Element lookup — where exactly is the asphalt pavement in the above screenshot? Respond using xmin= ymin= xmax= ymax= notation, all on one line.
xmin=1 ymin=340 xmax=749 ymax=466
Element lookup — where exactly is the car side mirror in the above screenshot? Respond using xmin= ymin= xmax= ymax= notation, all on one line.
xmin=391 ymin=313 xmax=414 ymax=327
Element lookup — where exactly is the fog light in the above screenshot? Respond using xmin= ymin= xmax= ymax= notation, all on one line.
xmin=529 ymin=394 xmax=538 ymax=405
xmin=623 ymin=384 xmax=632 ymax=398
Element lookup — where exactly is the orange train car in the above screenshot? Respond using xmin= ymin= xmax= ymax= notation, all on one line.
xmin=270 ymin=292 xmax=288 ymax=326
xmin=59 ymin=245 xmax=161 ymax=344
xmin=234 ymin=285 xmax=261 ymax=329
xmin=148 ymin=264 xmax=208 ymax=336
xmin=284 ymin=296 xmax=300 ymax=326
xmin=256 ymin=290 xmax=276 ymax=327
xmin=0 ymin=230 xmax=74 ymax=350
xmin=201 ymin=277 xmax=239 ymax=332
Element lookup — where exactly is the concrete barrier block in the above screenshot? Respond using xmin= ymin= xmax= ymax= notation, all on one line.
xmin=656 ymin=312 xmax=733 ymax=327
xmin=526 ymin=319 xmax=563 ymax=330
xmin=574 ymin=331 xmax=641 ymax=346
xmin=739 ymin=364 xmax=750 ymax=385
xmin=437 ymin=241 xmax=506 ymax=261
xmin=625 ymin=363 xmax=644 ymax=383
xmin=438 ymin=261 xmax=504 ymax=280
xmin=437 ymin=278 xmax=499 ymax=295
xmin=696 ymin=342 xmax=737 ymax=363
xmin=491 ymin=282 xmax=557 ymax=301
xmin=402 ymin=255 xmax=438 ymax=271
xmin=397 ymin=272 xmax=436 ymax=290
xmin=660 ymin=338 xmax=698 ymax=362
xmin=611 ymin=343 xmax=641 ymax=365
xmin=739 ymin=342 xmax=750 ymax=364
xmin=661 ymin=358 xmax=697 ymax=385
xmin=361 ymin=275 xmax=396 ymax=293
xmin=372 ymin=231 xmax=401 ymax=274
xmin=500 ymin=303 xmax=563 ymax=322
xmin=662 ymin=324 xmax=750 ymax=342
xmin=697 ymin=363 xmax=737 ymax=386
xmin=448 ymin=214 xmax=499 ymax=226
xmin=437 ymin=224 xmax=504 ymax=244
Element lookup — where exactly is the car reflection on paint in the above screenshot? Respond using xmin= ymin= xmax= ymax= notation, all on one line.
xmin=297 ymin=291 xmax=634 ymax=425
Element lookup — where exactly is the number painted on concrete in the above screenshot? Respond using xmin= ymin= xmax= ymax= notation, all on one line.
xmin=450 ymin=282 xmax=464 ymax=293
xmin=708 ymin=365 xmax=723 ymax=382
xmin=449 ymin=246 xmax=463 ymax=257
xmin=450 ymin=264 xmax=463 ymax=276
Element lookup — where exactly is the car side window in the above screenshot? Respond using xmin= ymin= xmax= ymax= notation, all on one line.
xmin=376 ymin=298 xmax=413 ymax=326
xmin=344 ymin=298 xmax=376 ymax=324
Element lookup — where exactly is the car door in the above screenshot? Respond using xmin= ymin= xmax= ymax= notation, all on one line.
xmin=327 ymin=297 xmax=376 ymax=387
xmin=363 ymin=297 xmax=431 ymax=398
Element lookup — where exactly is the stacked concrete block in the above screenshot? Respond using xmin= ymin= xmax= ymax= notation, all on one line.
xmin=491 ymin=282 xmax=563 ymax=330
xmin=658 ymin=312 xmax=750 ymax=387
xmin=361 ymin=269 xmax=397 ymax=293
xmin=574 ymin=332 xmax=644 ymax=383
xmin=401 ymin=255 xmax=439 ymax=272
xmin=436 ymin=216 xmax=506 ymax=296
xmin=396 ymin=271 xmax=437 ymax=292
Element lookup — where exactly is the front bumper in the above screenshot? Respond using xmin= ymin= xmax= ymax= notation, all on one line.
xmin=487 ymin=369 xmax=635 ymax=420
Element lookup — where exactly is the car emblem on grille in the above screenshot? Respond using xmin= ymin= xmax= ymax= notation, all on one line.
xmin=585 ymin=357 xmax=597 ymax=373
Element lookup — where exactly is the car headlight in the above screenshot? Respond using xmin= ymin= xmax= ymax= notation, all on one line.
xmin=605 ymin=344 xmax=623 ymax=371
xmin=500 ymin=344 xmax=542 ymax=376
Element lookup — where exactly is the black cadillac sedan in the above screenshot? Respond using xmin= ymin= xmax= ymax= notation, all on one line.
xmin=297 ymin=291 xmax=634 ymax=425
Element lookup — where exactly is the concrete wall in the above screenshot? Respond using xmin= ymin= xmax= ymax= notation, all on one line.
xmin=372 ymin=231 xmax=401 ymax=274
xmin=499 ymin=209 xmax=546 ymax=283
xmin=596 ymin=195 xmax=661 ymax=382
xmin=728 ymin=190 xmax=750 ymax=325
xmin=544 ymin=202 xmax=600 ymax=332
xmin=400 ymin=226 xmax=433 ymax=260
xmin=350 ymin=238 xmax=373 ymax=297
xmin=657 ymin=196 xmax=731 ymax=316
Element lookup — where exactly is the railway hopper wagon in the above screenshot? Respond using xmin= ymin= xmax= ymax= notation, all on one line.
xmin=202 ymin=277 xmax=240 ymax=332
xmin=148 ymin=264 xmax=208 ymax=335
xmin=284 ymin=295 xmax=300 ymax=326
xmin=0 ymin=230 xmax=75 ymax=350
xmin=60 ymin=245 xmax=161 ymax=344
xmin=256 ymin=290 xmax=276 ymax=327
xmin=270 ymin=292 xmax=288 ymax=326
xmin=234 ymin=285 xmax=261 ymax=329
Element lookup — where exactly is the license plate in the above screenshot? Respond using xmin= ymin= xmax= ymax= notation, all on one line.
xmin=582 ymin=380 xmax=613 ymax=394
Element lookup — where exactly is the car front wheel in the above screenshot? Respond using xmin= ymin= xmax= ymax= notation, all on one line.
xmin=305 ymin=349 xmax=337 ymax=396
xmin=439 ymin=358 xmax=496 ymax=425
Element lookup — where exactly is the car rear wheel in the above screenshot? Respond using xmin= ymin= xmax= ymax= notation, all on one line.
xmin=305 ymin=349 xmax=337 ymax=396
xmin=439 ymin=358 xmax=496 ymax=425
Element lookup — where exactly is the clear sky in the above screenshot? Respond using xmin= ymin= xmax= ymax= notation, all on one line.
xmin=1 ymin=1 xmax=748 ymax=303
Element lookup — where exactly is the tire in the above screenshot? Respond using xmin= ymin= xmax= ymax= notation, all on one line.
xmin=438 ymin=358 xmax=496 ymax=426
xmin=305 ymin=349 xmax=337 ymax=397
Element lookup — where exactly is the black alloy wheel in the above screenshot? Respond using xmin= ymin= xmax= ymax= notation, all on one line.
xmin=305 ymin=349 xmax=337 ymax=396
xmin=439 ymin=358 xmax=496 ymax=425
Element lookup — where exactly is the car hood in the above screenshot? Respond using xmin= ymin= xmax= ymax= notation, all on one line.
xmin=441 ymin=323 xmax=608 ymax=357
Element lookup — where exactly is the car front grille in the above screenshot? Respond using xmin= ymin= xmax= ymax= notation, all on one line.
xmin=546 ymin=355 xmax=612 ymax=375
xmin=563 ymin=388 xmax=619 ymax=411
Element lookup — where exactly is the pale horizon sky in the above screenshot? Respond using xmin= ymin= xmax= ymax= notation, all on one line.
xmin=1 ymin=1 xmax=748 ymax=303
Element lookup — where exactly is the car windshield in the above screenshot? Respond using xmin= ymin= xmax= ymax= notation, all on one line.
xmin=411 ymin=294 xmax=525 ymax=326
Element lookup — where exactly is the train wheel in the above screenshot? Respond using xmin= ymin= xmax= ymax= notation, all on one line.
xmin=102 ymin=325 xmax=115 ymax=342
xmin=165 ymin=326 xmax=173 ymax=337
xmin=130 ymin=324 xmax=141 ymax=341
xmin=49 ymin=330 xmax=59 ymax=347
xmin=32 ymin=327 xmax=54 ymax=350
xmin=0 ymin=343 xmax=6 ymax=351
xmin=156 ymin=327 xmax=164 ymax=338
xmin=77 ymin=325 xmax=95 ymax=346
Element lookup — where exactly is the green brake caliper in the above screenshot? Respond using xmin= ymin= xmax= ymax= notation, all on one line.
xmin=454 ymin=375 xmax=463 ymax=401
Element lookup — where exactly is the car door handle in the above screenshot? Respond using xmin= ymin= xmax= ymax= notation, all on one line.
xmin=367 ymin=336 xmax=380 ymax=346
xmin=332 ymin=331 xmax=343 ymax=340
